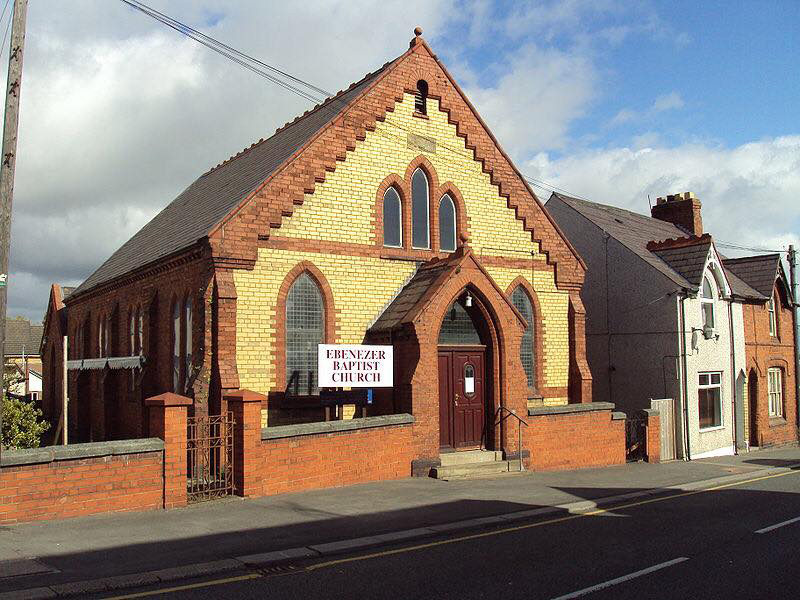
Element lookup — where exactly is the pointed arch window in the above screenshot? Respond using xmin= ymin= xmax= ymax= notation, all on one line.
xmin=511 ymin=286 xmax=536 ymax=389
xmin=411 ymin=168 xmax=430 ymax=249
xmin=439 ymin=194 xmax=456 ymax=252
xmin=286 ymin=273 xmax=324 ymax=396
xmin=768 ymin=292 xmax=777 ymax=336
xmin=701 ymin=275 xmax=716 ymax=329
xmin=184 ymin=297 xmax=193 ymax=386
xmin=438 ymin=298 xmax=481 ymax=345
xmin=383 ymin=187 xmax=402 ymax=247
xmin=172 ymin=300 xmax=181 ymax=391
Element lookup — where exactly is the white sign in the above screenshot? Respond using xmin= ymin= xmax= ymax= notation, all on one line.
xmin=318 ymin=344 xmax=393 ymax=388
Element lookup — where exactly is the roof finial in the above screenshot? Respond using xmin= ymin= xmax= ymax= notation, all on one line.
xmin=410 ymin=26 xmax=423 ymax=47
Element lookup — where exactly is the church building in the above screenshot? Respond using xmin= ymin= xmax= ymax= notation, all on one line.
xmin=42 ymin=29 xmax=627 ymax=484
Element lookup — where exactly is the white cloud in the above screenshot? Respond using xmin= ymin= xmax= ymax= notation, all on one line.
xmin=529 ymin=135 xmax=800 ymax=252
xmin=464 ymin=43 xmax=597 ymax=155
xmin=652 ymin=91 xmax=684 ymax=112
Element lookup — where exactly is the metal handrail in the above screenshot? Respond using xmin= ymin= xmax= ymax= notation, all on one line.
xmin=494 ymin=406 xmax=528 ymax=472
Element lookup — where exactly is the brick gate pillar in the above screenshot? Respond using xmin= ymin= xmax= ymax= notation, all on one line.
xmin=226 ymin=389 xmax=266 ymax=497
xmin=146 ymin=392 xmax=192 ymax=508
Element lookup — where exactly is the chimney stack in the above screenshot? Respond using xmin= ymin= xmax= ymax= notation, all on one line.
xmin=651 ymin=191 xmax=703 ymax=235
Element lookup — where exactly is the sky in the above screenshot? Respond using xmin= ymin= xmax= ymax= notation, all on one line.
xmin=4 ymin=0 xmax=799 ymax=322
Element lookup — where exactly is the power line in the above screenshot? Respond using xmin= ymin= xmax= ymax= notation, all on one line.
xmin=119 ymin=0 xmax=583 ymax=202
xmin=716 ymin=241 xmax=787 ymax=254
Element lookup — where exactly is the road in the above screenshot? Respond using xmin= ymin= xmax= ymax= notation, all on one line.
xmin=97 ymin=468 xmax=800 ymax=600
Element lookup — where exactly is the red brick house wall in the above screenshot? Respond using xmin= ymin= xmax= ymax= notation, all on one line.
xmin=743 ymin=282 xmax=798 ymax=448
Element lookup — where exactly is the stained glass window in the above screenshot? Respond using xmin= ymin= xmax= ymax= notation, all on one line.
xmin=286 ymin=273 xmax=324 ymax=395
xmin=438 ymin=299 xmax=481 ymax=345
xmin=511 ymin=286 xmax=536 ymax=388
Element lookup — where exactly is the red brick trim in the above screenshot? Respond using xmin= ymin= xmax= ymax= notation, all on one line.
xmin=436 ymin=181 xmax=470 ymax=248
xmin=273 ymin=261 xmax=339 ymax=391
xmin=505 ymin=276 xmax=545 ymax=396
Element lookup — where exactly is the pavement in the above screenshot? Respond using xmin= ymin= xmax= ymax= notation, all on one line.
xmin=1 ymin=445 xmax=798 ymax=599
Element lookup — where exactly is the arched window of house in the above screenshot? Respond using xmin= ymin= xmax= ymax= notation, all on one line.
xmin=286 ymin=273 xmax=324 ymax=396
xmin=383 ymin=187 xmax=402 ymax=247
xmin=411 ymin=168 xmax=430 ymax=249
xmin=172 ymin=300 xmax=181 ymax=392
xmin=184 ymin=296 xmax=193 ymax=386
xmin=768 ymin=292 xmax=778 ymax=336
xmin=511 ymin=286 xmax=536 ymax=389
xmin=701 ymin=275 xmax=716 ymax=329
xmin=439 ymin=194 xmax=456 ymax=252
xmin=415 ymin=80 xmax=428 ymax=115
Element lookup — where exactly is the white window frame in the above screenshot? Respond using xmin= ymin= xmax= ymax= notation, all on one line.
xmin=698 ymin=371 xmax=723 ymax=430
xmin=768 ymin=294 xmax=777 ymax=337
xmin=768 ymin=367 xmax=783 ymax=417
xmin=700 ymin=276 xmax=716 ymax=330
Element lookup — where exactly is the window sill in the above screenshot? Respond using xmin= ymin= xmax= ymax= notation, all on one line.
xmin=412 ymin=111 xmax=429 ymax=120
xmin=769 ymin=416 xmax=787 ymax=427
xmin=699 ymin=425 xmax=725 ymax=433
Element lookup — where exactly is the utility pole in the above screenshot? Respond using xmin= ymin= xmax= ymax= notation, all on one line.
xmin=0 ymin=0 xmax=29 ymax=461
xmin=789 ymin=245 xmax=800 ymax=428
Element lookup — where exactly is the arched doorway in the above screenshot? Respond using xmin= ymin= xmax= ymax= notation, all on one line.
xmin=437 ymin=290 xmax=494 ymax=450
xmin=748 ymin=369 xmax=759 ymax=447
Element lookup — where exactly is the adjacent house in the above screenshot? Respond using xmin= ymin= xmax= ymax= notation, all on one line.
xmin=4 ymin=316 xmax=44 ymax=402
xmin=545 ymin=192 xmax=765 ymax=459
xmin=42 ymin=29 xmax=624 ymax=485
xmin=722 ymin=254 xmax=797 ymax=448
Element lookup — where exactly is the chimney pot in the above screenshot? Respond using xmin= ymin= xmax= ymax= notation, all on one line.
xmin=650 ymin=191 xmax=703 ymax=235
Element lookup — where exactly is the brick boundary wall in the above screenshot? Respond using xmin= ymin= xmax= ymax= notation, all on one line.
xmin=525 ymin=403 xmax=626 ymax=470
xmin=641 ymin=408 xmax=661 ymax=464
xmin=227 ymin=390 xmax=416 ymax=497
xmin=0 ymin=393 xmax=193 ymax=525
xmin=0 ymin=440 xmax=164 ymax=525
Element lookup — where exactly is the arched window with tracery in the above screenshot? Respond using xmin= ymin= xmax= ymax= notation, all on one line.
xmin=383 ymin=186 xmax=402 ymax=247
xmin=411 ymin=168 xmax=430 ymax=249
xmin=286 ymin=273 xmax=324 ymax=396
xmin=701 ymin=275 xmax=716 ymax=329
xmin=439 ymin=194 xmax=456 ymax=252
xmin=511 ymin=286 xmax=536 ymax=389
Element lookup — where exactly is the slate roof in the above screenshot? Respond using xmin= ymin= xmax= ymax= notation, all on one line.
xmin=722 ymin=254 xmax=781 ymax=300
xmin=369 ymin=258 xmax=458 ymax=333
xmin=4 ymin=317 xmax=43 ymax=357
xmin=72 ymin=61 xmax=394 ymax=297
xmin=651 ymin=242 xmax=713 ymax=288
xmin=548 ymin=193 xmax=762 ymax=299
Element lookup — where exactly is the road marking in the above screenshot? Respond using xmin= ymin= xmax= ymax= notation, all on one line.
xmin=550 ymin=557 xmax=689 ymax=599
xmin=102 ymin=573 xmax=261 ymax=599
xmin=755 ymin=515 xmax=800 ymax=534
xmin=100 ymin=468 xmax=800 ymax=597
xmin=307 ymin=469 xmax=800 ymax=571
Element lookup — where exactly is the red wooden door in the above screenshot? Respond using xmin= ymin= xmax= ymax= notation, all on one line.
xmin=438 ymin=349 xmax=485 ymax=449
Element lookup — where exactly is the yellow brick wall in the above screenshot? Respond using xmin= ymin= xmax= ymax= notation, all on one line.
xmin=235 ymin=250 xmax=417 ymax=393
xmin=236 ymin=94 xmax=570 ymax=403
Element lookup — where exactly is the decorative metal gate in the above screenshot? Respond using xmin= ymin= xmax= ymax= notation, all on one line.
xmin=625 ymin=415 xmax=647 ymax=462
xmin=186 ymin=413 xmax=234 ymax=503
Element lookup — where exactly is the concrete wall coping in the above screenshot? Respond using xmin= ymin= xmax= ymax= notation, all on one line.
xmin=261 ymin=414 xmax=414 ymax=441
xmin=527 ymin=402 xmax=616 ymax=417
xmin=641 ymin=408 xmax=660 ymax=418
xmin=0 ymin=438 xmax=165 ymax=468
xmin=612 ymin=411 xmax=627 ymax=420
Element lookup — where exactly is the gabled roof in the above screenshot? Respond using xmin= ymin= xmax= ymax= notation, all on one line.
xmin=4 ymin=317 xmax=43 ymax=357
xmin=369 ymin=246 xmax=525 ymax=333
xmin=722 ymin=254 xmax=782 ymax=301
xmin=72 ymin=61 xmax=394 ymax=297
xmin=548 ymin=193 xmax=762 ymax=298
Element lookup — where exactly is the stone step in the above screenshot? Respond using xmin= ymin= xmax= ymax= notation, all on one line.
xmin=439 ymin=450 xmax=503 ymax=467
xmin=431 ymin=459 xmax=522 ymax=480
